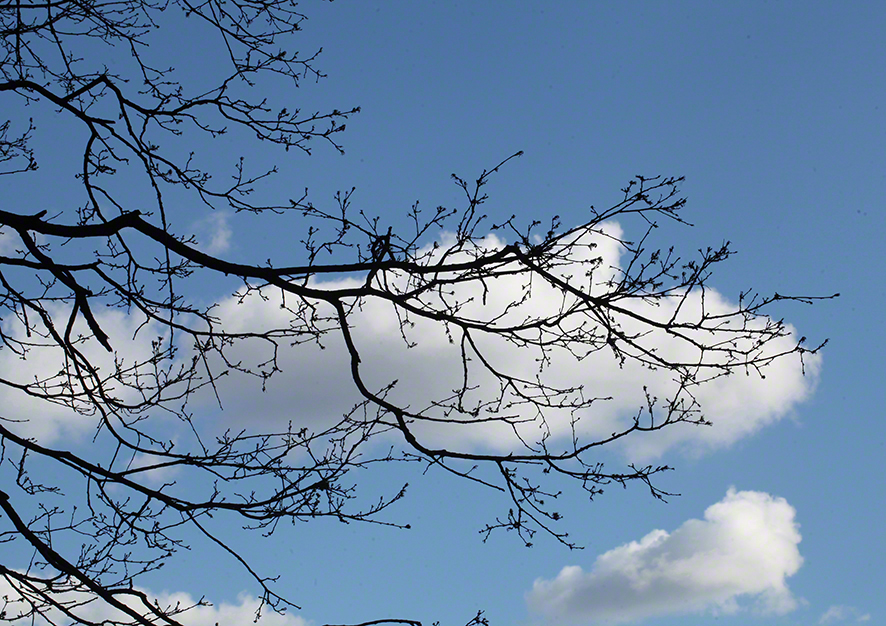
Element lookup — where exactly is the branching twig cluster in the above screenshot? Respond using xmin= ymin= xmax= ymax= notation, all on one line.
xmin=0 ymin=1 xmax=834 ymax=625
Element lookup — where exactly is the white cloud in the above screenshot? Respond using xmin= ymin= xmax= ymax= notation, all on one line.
xmin=193 ymin=210 xmax=233 ymax=255
xmin=820 ymin=605 xmax=872 ymax=624
xmin=0 ymin=578 xmax=310 ymax=626
xmin=526 ymin=488 xmax=803 ymax=625
xmin=118 ymin=591 xmax=310 ymax=626
xmin=126 ymin=451 xmax=183 ymax=485
xmin=0 ymin=223 xmax=820 ymax=461
xmin=197 ymin=223 xmax=818 ymax=460
xmin=0 ymin=305 xmax=171 ymax=444
xmin=0 ymin=227 xmax=18 ymax=255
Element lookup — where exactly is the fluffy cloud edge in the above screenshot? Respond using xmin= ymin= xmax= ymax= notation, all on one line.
xmin=197 ymin=224 xmax=820 ymax=461
xmin=0 ymin=579 xmax=310 ymax=626
xmin=192 ymin=210 xmax=234 ymax=256
xmin=1 ymin=223 xmax=821 ymax=462
xmin=526 ymin=488 xmax=804 ymax=625
xmin=819 ymin=605 xmax=872 ymax=624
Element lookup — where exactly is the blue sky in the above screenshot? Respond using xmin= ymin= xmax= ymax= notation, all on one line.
xmin=2 ymin=2 xmax=884 ymax=626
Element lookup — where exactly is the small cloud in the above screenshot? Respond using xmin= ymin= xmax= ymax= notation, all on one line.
xmin=126 ymin=452 xmax=182 ymax=486
xmin=143 ymin=591 xmax=310 ymax=626
xmin=193 ymin=211 xmax=233 ymax=255
xmin=0 ymin=578 xmax=310 ymax=626
xmin=819 ymin=605 xmax=872 ymax=624
xmin=0 ymin=228 xmax=17 ymax=255
xmin=527 ymin=488 xmax=803 ymax=625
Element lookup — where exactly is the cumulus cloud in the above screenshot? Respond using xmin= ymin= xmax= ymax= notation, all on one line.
xmin=198 ymin=224 xmax=818 ymax=460
xmin=0 ymin=579 xmax=310 ymax=626
xmin=819 ymin=605 xmax=872 ymax=623
xmin=0 ymin=223 xmax=819 ymax=460
xmin=0 ymin=305 xmax=171 ymax=444
xmin=526 ymin=488 xmax=803 ymax=625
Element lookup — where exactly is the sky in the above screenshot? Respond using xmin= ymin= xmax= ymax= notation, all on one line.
xmin=2 ymin=2 xmax=885 ymax=626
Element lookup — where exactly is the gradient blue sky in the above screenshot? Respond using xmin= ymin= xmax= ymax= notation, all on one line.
xmin=5 ymin=2 xmax=885 ymax=626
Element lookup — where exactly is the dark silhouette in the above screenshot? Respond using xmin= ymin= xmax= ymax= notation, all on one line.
xmin=0 ymin=1 xmax=834 ymax=625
